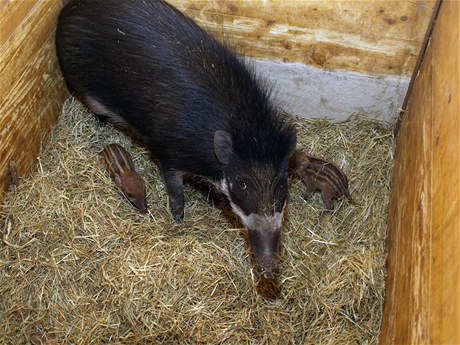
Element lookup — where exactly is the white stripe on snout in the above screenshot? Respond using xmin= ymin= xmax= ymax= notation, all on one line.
xmin=220 ymin=178 xmax=284 ymax=230
xmin=220 ymin=179 xmax=250 ymax=226
xmin=244 ymin=212 xmax=283 ymax=232
xmin=219 ymin=178 xmax=230 ymax=197
xmin=275 ymin=211 xmax=283 ymax=229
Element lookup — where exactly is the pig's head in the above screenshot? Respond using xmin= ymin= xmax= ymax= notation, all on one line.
xmin=214 ymin=126 xmax=296 ymax=278
xmin=114 ymin=171 xmax=148 ymax=213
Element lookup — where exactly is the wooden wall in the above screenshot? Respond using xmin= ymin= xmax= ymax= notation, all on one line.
xmin=169 ymin=0 xmax=436 ymax=76
xmin=0 ymin=0 xmax=68 ymax=201
xmin=0 ymin=0 xmax=436 ymax=201
xmin=380 ymin=1 xmax=459 ymax=344
xmin=1 ymin=0 xmax=458 ymax=341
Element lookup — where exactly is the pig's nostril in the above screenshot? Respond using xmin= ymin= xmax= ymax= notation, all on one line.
xmin=258 ymin=264 xmax=278 ymax=279
xmin=263 ymin=271 xmax=274 ymax=280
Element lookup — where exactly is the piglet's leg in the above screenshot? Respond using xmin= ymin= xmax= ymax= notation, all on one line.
xmin=300 ymin=177 xmax=316 ymax=200
xmin=162 ymin=168 xmax=185 ymax=223
xmin=321 ymin=189 xmax=335 ymax=211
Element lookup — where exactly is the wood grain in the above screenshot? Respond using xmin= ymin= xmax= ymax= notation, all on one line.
xmin=0 ymin=0 xmax=68 ymax=202
xmin=0 ymin=0 xmax=37 ymax=46
xmin=380 ymin=0 xmax=459 ymax=343
xmin=429 ymin=0 xmax=460 ymax=342
xmin=168 ymin=0 xmax=436 ymax=75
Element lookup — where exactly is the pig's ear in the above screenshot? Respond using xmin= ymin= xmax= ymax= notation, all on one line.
xmin=214 ymin=130 xmax=233 ymax=165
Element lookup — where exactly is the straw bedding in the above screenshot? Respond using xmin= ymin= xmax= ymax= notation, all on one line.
xmin=0 ymin=97 xmax=394 ymax=344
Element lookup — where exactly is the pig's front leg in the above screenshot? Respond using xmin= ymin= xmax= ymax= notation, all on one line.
xmin=162 ymin=168 xmax=185 ymax=222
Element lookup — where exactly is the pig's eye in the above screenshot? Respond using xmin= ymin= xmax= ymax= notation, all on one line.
xmin=238 ymin=180 xmax=247 ymax=190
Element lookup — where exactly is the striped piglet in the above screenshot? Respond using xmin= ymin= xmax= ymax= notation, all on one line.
xmin=289 ymin=149 xmax=358 ymax=211
xmin=101 ymin=143 xmax=148 ymax=213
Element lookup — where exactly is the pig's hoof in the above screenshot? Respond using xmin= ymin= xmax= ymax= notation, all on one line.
xmin=172 ymin=211 xmax=184 ymax=223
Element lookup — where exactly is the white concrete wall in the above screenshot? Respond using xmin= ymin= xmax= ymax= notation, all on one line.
xmin=254 ymin=60 xmax=410 ymax=122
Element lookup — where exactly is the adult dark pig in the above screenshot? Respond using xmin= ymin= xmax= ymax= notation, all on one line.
xmin=55 ymin=0 xmax=297 ymax=278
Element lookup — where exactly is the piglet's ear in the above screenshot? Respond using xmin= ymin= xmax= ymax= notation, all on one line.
xmin=214 ymin=130 xmax=233 ymax=165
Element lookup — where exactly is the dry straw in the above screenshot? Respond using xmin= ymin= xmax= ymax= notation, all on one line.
xmin=1 ymin=97 xmax=394 ymax=344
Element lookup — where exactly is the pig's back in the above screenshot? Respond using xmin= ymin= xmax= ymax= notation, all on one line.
xmin=56 ymin=0 xmax=288 ymax=177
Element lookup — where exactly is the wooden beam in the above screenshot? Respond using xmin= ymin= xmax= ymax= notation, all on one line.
xmin=0 ymin=0 xmax=68 ymax=202
xmin=380 ymin=0 xmax=460 ymax=343
xmin=168 ymin=0 xmax=436 ymax=76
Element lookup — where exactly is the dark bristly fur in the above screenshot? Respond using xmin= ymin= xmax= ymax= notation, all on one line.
xmin=289 ymin=149 xmax=358 ymax=211
xmin=56 ymin=0 xmax=297 ymax=278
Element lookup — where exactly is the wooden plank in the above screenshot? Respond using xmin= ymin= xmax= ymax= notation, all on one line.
xmin=168 ymin=0 xmax=436 ymax=75
xmin=429 ymin=0 xmax=460 ymax=342
xmin=395 ymin=0 xmax=441 ymax=135
xmin=0 ymin=0 xmax=38 ymax=46
xmin=0 ymin=0 xmax=68 ymax=202
xmin=381 ymin=40 xmax=433 ymax=344
xmin=380 ymin=0 xmax=459 ymax=343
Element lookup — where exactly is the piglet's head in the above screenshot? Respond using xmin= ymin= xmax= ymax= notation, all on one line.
xmin=114 ymin=171 xmax=148 ymax=213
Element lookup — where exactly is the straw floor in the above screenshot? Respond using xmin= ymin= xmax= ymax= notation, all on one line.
xmin=1 ymin=97 xmax=394 ymax=344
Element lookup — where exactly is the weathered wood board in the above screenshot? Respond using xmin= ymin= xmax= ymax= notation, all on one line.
xmin=169 ymin=0 xmax=436 ymax=76
xmin=0 ymin=0 xmax=68 ymax=202
xmin=380 ymin=1 xmax=459 ymax=343
xmin=168 ymin=0 xmax=436 ymax=120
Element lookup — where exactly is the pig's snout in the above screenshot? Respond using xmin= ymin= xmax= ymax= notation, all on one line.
xmin=256 ymin=253 xmax=279 ymax=280
xmin=128 ymin=195 xmax=148 ymax=213
xmin=138 ymin=206 xmax=148 ymax=214
xmin=246 ymin=214 xmax=282 ymax=279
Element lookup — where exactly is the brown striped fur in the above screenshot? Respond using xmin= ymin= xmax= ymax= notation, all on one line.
xmin=289 ymin=149 xmax=358 ymax=211
xmin=101 ymin=143 xmax=148 ymax=212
